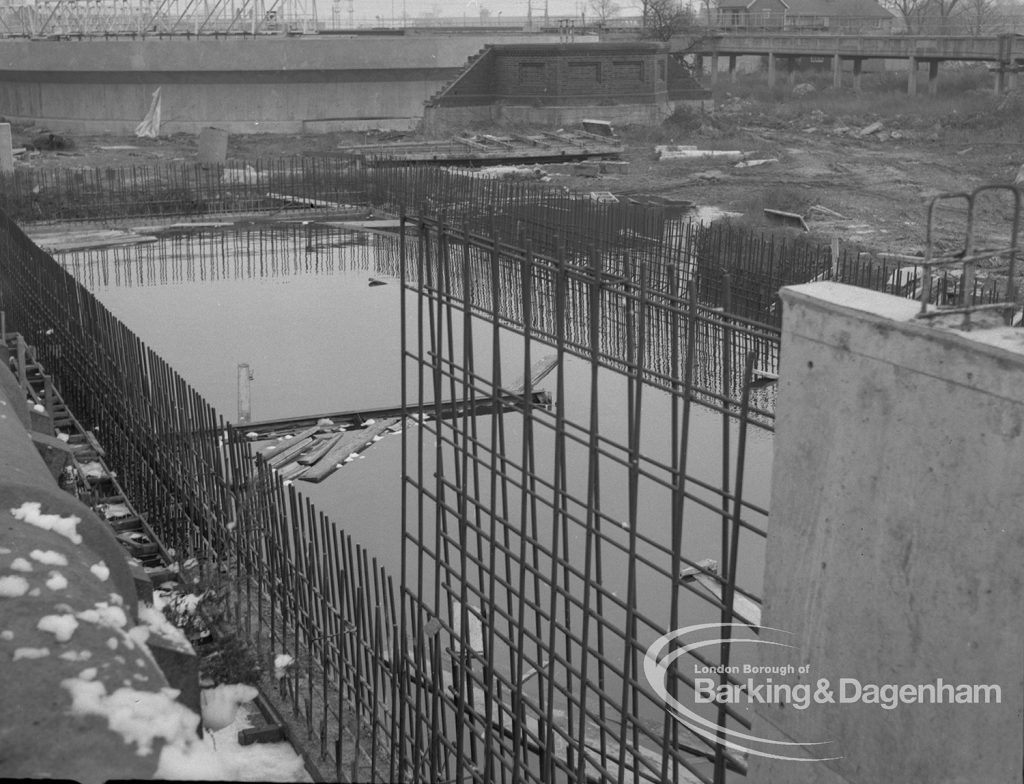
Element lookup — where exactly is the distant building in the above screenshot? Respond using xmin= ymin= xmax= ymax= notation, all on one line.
xmin=715 ymin=0 xmax=895 ymax=33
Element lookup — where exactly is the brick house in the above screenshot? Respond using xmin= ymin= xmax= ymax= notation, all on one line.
xmin=716 ymin=0 xmax=895 ymax=32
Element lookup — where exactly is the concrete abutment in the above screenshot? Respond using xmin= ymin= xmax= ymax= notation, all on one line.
xmin=750 ymin=283 xmax=1024 ymax=783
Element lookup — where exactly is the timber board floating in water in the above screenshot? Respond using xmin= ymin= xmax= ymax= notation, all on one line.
xmin=241 ymin=391 xmax=552 ymax=440
xmin=244 ymin=389 xmax=553 ymax=483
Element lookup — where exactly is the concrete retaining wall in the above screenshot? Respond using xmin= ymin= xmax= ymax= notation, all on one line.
xmin=0 ymin=33 xmax=572 ymax=134
xmin=748 ymin=283 xmax=1024 ymax=783
xmin=422 ymin=96 xmax=706 ymax=132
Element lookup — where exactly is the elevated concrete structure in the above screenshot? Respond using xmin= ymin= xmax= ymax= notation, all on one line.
xmin=682 ymin=31 xmax=1024 ymax=93
xmin=423 ymin=42 xmax=710 ymax=131
xmin=749 ymin=283 xmax=1024 ymax=783
xmin=0 ymin=32 xmax=580 ymax=134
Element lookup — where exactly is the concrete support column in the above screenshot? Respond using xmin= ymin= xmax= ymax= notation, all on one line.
xmin=907 ymin=55 xmax=917 ymax=95
xmin=927 ymin=59 xmax=939 ymax=94
xmin=788 ymin=56 xmax=797 ymax=85
xmin=728 ymin=54 xmax=737 ymax=82
xmin=747 ymin=283 xmax=1024 ymax=784
xmin=832 ymin=54 xmax=842 ymax=89
xmin=852 ymin=58 xmax=863 ymax=93
xmin=711 ymin=52 xmax=719 ymax=85
xmin=767 ymin=52 xmax=776 ymax=87
xmin=994 ymin=68 xmax=1005 ymax=95
xmin=0 ymin=123 xmax=13 ymax=174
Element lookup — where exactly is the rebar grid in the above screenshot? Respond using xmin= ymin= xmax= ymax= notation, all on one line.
xmin=399 ymin=216 xmax=773 ymax=784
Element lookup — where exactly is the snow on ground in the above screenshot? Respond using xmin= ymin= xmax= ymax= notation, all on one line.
xmin=37 ymin=613 xmax=79 ymax=642
xmin=31 ymin=549 xmax=69 ymax=566
xmin=0 ymin=575 xmax=30 ymax=597
xmin=202 ymin=701 xmax=312 ymax=782
xmin=10 ymin=501 xmax=82 ymax=543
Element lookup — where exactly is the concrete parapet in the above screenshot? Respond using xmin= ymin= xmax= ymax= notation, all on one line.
xmin=0 ymin=33 xmax=575 ymax=134
xmin=748 ymin=283 xmax=1024 ymax=783
xmin=0 ymin=352 xmax=203 ymax=782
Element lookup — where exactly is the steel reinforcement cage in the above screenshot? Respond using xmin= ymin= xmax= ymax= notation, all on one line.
xmin=397 ymin=215 xmax=774 ymax=783
xmin=4 ymin=179 xmax=1018 ymax=781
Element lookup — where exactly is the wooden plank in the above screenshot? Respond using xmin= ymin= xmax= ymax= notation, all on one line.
xmin=257 ymin=425 xmax=320 ymax=462
xmin=265 ymin=436 xmax=314 ymax=469
xmin=300 ymin=417 xmax=399 ymax=483
xmin=297 ymin=432 xmax=344 ymax=465
xmin=328 ymin=219 xmax=405 ymax=229
xmin=243 ymin=392 xmax=551 ymax=440
xmin=276 ymin=460 xmax=310 ymax=481
xmin=763 ymin=208 xmax=809 ymax=232
xmin=509 ymin=353 xmax=559 ymax=395
xmin=28 ymin=229 xmax=158 ymax=253
xmin=265 ymin=192 xmax=348 ymax=209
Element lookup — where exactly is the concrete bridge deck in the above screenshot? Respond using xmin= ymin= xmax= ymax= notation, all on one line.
xmin=0 ymin=31 xmax=582 ymax=134
xmin=679 ymin=31 xmax=1024 ymax=93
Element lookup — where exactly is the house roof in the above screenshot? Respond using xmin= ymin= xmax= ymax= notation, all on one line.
xmin=782 ymin=0 xmax=895 ymax=17
xmin=718 ymin=0 xmax=894 ymax=17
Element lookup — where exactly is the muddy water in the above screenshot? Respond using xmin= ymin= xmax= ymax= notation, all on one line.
xmin=61 ymin=224 xmax=775 ymax=728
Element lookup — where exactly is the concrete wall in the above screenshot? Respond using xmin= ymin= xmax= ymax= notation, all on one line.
xmin=0 ymin=33 xmax=573 ymax=134
xmin=488 ymin=43 xmax=668 ymax=105
xmin=748 ymin=283 xmax=1024 ymax=783
xmin=421 ymin=97 xmax=706 ymax=133
xmin=0 ymin=353 xmax=178 ymax=781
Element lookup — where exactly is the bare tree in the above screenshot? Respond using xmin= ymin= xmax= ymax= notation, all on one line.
xmin=881 ymin=0 xmax=928 ymax=32
xmin=642 ymin=0 xmax=697 ymax=40
xmin=589 ymin=0 xmax=622 ymax=24
xmin=927 ymin=0 xmax=963 ymax=31
xmin=958 ymin=0 xmax=997 ymax=33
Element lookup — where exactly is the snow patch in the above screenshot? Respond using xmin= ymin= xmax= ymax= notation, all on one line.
xmin=107 ymin=638 xmax=119 ymax=650
xmin=201 ymin=684 xmax=259 ymax=731
xmin=273 ymin=654 xmax=294 ymax=680
xmin=128 ymin=625 xmax=151 ymax=649
xmin=0 ymin=575 xmax=30 ymax=598
xmin=61 ymin=678 xmax=199 ymax=757
xmin=31 ymin=549 xmax=69 ymax=566
xmin=10 ymin=502 xmax=82 ymax=544
xmin=138 ymin=602 xmax=191 ymax=651
xmin=0 ymin=547 xmax=10 ymax=554
xmin=13 ymin=646 xmax=50 ymax=660
xmin=10 ymin=557 xmax=32 ymax=572
xmin=59 ymin=649 xmax=93 ymax=662
xmin=38 ymin=613 xmax=79 ymax=642
xmin=1 ymin=630 xmax=13 ymax=641
xmin=76 ymin=602 xmax=127 ymax=629
xmin=91 ymin=562 xmax=110 ymax=581
xmin=79 ymin=667 xmax=98 ymax=680
xmin=46 ymin=571 xmax=69 ymax=591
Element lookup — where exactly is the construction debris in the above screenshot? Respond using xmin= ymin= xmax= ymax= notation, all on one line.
xmin=808 ymin=204 xmax=849 ymax=220
xmin=338 ymin=126 xmax=622 ymax=166
xmin=857 ymin=121 xmax=884 ymax=138
xmin=656 ymin=145 xmax=745 ymax=161
xmin=763 ymin=208 xmax=809 ymax=231
xmin=734 ymin=158 xmax=778 ymax=168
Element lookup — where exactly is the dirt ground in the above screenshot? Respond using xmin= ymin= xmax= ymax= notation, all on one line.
xmin=11 ymin=96 xmax=1023 ymax=261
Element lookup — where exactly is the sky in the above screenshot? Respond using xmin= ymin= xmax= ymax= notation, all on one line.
xmin=313 ymin=0 xmax=643 ymax=26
